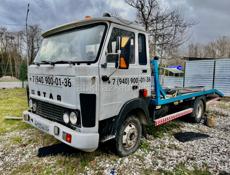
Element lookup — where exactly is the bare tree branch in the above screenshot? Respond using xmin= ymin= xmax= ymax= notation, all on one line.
xmin=125 ymin=0 xmax=195 ymax=58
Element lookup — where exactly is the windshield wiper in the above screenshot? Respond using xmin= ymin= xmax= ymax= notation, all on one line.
xmin=33 ymin=62 xmax=40 ymax=66
xmin=39 ymin=60 xmax=77 ymax=66
xmin=52 ymin=60 xmax=76 ymax=65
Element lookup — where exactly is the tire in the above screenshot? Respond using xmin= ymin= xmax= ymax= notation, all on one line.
xmin=115 ymin=115 xmax=142 ymax=157
xmin=191 ymin=97 xmax=206 ymax=123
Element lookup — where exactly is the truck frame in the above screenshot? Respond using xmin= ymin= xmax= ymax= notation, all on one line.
xmin=23 ymin=15 xmax=223 ymax=157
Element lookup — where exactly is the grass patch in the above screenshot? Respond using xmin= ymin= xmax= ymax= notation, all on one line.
xmin=146 ymin=121 xmax=181 ymax=138
xmin=11 ymin=153 xmax=93 ymax=175
xmin=55 ymin=151 xmax=105 ymax=174
xmin=140 ymin=139 xmax=150 ymax=152
xmin=143 ymin=164 xmax=211 ymax=175
xmin=0 ymin=79 xmax=20 ymax=82
xmin=0 ymin=88 xmax=29 ymax=134
xmin=11 ymin=136 xmax=23 ymax=144
xmin=10 ymin=162 xmax=56 ymax=175
xmin=216 ymin=101 xmax=230 ymax=110
xmin=159 ymin=164 xmax=211 ymax=175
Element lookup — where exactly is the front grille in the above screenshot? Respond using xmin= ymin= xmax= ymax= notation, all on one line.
xmin=35 ymin=100 xmax=66 ymax=124
xmin=33 ymin=99 xmax=81 ymax=128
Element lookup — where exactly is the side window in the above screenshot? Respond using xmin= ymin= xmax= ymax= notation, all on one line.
xmin=138 ymin=34 xmax=147 ymax=65
xmin=107 ymin=27 xmax=135 ymax=64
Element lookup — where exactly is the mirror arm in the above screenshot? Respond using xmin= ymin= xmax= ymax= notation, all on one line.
xmin=101 ymin=68 xmax=118 ymax=82
xmin=108 ymin=69 xmax=118 ymax=80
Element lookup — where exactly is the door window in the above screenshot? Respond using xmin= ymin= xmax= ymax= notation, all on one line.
xmin=107 ymin=27 xmax=135 ymax=64
xmin=138 ymin=34 xmax=147 ymax=65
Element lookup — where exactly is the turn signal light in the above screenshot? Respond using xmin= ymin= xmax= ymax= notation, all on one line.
xmin=139 ymin=89 xmax=148 ymax=97
xmin=63 ymin=132 xmax=72 ymax=143
xmin=85 ymin=16 xmax=92 ymax=20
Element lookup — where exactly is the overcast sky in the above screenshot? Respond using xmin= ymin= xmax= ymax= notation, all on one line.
xmin=1 ymin=0 xmax=230 ymax=45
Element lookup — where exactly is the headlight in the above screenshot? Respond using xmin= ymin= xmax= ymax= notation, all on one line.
xmin=63 ymin=113 xmax=69 ymax=124
xmin=70 ymin=112 xmax=78 ymax=125
xmin=29 ymin=99 xmax=33 ymax=109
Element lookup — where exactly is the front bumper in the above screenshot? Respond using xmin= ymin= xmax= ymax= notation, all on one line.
xmin=23 ymin=111 xmax=99 ymax=152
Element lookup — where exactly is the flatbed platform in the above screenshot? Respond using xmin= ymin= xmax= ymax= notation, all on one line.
xmin=150 ymin=59 xmax=224 ymax=106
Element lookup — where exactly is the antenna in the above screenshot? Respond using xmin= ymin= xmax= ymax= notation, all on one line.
xmin=25 ymin=3 xmax=30 ymax=66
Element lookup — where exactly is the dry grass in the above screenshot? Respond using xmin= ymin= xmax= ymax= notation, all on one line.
xmin=0 ymin=88 xmax=30 ymax=134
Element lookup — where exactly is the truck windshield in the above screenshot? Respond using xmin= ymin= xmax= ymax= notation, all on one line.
xmin=34 ymin=24 xmax=106 ymax=63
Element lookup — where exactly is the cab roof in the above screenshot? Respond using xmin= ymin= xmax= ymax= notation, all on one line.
xmin=42 ymin=17 xmax=146 ymax=37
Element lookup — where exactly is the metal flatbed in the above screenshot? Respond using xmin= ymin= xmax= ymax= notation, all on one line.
xmin=150 ymin=59 xmax=224 ymax=106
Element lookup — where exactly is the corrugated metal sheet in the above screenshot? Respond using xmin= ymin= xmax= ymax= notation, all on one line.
xmin=214 ymin=59 xmax=230 ymax=96
xmin=184 ymin=60 xmax=215 ymax=89
xmin=161 ymin=76 xmax=183 ymax=88
xmin=152 ymin=58 xmax=230 ymax=96
xmin=151 ymin=76 xmax=183 ymax=89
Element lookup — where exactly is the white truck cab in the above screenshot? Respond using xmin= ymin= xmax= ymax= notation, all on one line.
xmin=23 ymin=15 xmax=152 ymax=156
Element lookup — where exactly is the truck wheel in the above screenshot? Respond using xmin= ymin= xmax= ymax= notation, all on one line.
xmin=115 ymin=115 xmax=142 ymax=157
xmin=191 ymin=97 xmax=205 ymax=123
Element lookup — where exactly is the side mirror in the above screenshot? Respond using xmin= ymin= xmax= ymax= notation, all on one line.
xmin=115 ymin=36 xmax=131 ymax=69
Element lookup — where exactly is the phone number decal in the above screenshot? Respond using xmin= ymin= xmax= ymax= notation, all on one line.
xmin=111 ymin=77 xmax=151 ymax=86
xmin=30 ymin=75 xmax=72 ymax=87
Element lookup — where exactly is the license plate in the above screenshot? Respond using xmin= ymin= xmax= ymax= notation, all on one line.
xmin=34 ymin=120 xmax=49 ymax=132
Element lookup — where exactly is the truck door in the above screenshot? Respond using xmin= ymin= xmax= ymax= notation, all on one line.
xmin=137 ymin=33 xmax=151 ymax=93
xmin=99 ymin=26 xmax=140 ymax=120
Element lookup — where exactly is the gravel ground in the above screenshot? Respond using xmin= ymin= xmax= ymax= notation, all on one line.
xmin=0 ymin=101 xmax=229 ymax=175
xmin=84 ymin=105 xmax=230 ymax=175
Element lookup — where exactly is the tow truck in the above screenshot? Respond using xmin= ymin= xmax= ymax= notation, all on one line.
xmin=23 ymin=14 xmax=223 ymax=156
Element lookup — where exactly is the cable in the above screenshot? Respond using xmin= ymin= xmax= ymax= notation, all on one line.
xmin=0 ymin=23 xmax=25 ymax=26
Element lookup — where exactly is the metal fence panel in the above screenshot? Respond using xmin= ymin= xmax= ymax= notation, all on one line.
xmin=214 ymin=59 xmax=230 ymax=96
xmin=161 ymin=76 xmax=184 ymax=88
xmin=151 ymin=76 xmax=183 ymax=89
xmin=150 ymin=59 xmax=230 ymax=96
xmin=185 ymin=60 xmax=215 ymax=89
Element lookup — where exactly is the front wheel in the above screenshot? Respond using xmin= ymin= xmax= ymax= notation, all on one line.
xmin=115 ymin=115 xmax=142 ymax=157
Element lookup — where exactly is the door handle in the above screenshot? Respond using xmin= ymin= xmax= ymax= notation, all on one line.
xmin=101 ymin=63 xmax=107 ymax=68
xmin=142 ymin=69 xmax=147 ymax=73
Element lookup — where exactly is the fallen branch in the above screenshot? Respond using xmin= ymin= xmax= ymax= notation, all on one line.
xmin=4 ymin=116 xmax=23 ymax=120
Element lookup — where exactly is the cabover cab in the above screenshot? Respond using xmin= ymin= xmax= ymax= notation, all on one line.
xmin=23 ymin=16 xmax=152 ymax=154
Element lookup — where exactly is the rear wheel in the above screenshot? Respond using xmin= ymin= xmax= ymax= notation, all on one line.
xmin=191 ymin=97 xmax=206 ymax=123
xmin=115 ymin=115 xmax=142 ymax=157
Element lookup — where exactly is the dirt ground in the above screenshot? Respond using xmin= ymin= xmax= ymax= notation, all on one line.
xmin=0 ymin=89 xmax=229 ymax=175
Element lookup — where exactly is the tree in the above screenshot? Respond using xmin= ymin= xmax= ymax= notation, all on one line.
xmin=25 ymin=25 xmax=42 ymax=64
xmin=0 ymin=27 xmax=9 ymax=76
xmin=0 ymin=28 xmax=25 ymax=78
xmin=188 ymin=36 xmax=230 ymax=59
xmin=0 ymin=25 xmax=42 ymax=79
xmin=125 ymin=0 xmax=194 ymax=58
xmin=19 ymin=62 xmax=27 ymax=88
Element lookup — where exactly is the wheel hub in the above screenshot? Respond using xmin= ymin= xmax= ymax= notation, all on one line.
xmin=196 ymin=103 xmax=203 ymax=119
xmin=122 ymin=123 xmax=138 ymax=150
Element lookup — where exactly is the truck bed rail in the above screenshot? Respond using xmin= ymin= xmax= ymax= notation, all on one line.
xmin=150 ymin=58 xmax=224 ymax=106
